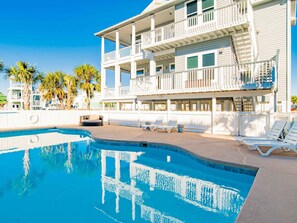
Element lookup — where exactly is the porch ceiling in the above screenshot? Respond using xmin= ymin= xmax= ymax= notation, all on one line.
xmin=103 ymin=7 xmax=174 ymax=46
xmin=146 ymin=24 xmax=249 ymax=52
xmin=137 ymin=89 xmax=273 ymax=101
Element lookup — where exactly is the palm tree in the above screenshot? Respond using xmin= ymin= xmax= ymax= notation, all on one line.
xmin=4 ymin=61 xmax=41 ymax=110
xmin=40 ymin=71 xmax=66 ymax=110
xmin=74 ymin=64 xmax=100 ymax=110
xmin=0 ymin=61 xmax=3 ymax=72
xmin=64 ymin=75 xmax=78 ymax=110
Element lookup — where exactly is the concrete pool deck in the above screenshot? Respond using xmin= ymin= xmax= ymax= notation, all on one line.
xmin=64 ymin=125 xmax=297 ymax=223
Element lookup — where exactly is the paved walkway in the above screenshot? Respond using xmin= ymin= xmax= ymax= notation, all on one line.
xmin=66 ymin=125 xmax=297 ymax=223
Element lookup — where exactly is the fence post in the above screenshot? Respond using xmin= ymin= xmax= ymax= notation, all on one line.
xmin=211 ymin=97 xmax=216 ymax=134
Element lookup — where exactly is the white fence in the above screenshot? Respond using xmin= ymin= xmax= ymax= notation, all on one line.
xmin=0 ymin=111 xmax=296 ymax=137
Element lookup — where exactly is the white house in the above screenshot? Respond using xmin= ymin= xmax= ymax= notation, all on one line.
xmin=96 ymin=0 xmax=296 ymax=113
xmin=7 ymin=79 xmax=45 ymax=110
xmin=73 ymin=92 xmax=102 ymax=110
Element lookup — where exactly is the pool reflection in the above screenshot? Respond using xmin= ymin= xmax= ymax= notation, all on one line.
xmin=99 ymin=149 xmax=247 ymax=223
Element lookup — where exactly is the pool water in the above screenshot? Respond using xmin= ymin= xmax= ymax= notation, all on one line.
xmin=0 ymin=129 xmax=255 ymax=223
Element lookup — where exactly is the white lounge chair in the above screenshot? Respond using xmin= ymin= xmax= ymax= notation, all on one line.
xmin=252 ymin=122 xmax=297 ymax=156
xmin=237 ymin=120 xmax=287 ymax=150
xmin=142 ymin=116 xmax=164 ymax=131
xmin=156 ymin=119 xmax=178 ymax=133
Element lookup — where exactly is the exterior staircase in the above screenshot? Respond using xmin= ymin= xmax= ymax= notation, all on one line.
xmin=232 ymin=31 xmax=252 ymax=64
xmin=233 ymin=97 xmax=255 ymax=112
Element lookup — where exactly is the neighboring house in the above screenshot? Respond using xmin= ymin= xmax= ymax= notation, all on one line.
xmin=96 ymin=0 xmax=296 ymax=113
xmin=0 ymin=92 xmax=7 ymax=108
xmin=7 ymin=79 xmax=45 ymax=110
xmin=73 ymin=92 xmax=102 ymax=110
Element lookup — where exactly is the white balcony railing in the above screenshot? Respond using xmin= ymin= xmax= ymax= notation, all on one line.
xmin=104 ymin=88 xmax=115 ymax=97
xmin=10 ymin=94 xmax=22 ymax=100
xmin=142 ymin=0 xmax=249 ymax=48
xmin=131 ymin=59 xmax=276 ymax=96
xmin=120 ymin=86 xmax=131 ymax=96
xmin=103 ymin=44 xmax=143 ymax=63
xmin=104 ymin=86 xmax=131 ymax=98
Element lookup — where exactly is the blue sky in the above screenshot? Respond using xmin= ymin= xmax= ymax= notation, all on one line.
xmin=0 ymin=0 xmax=296 ymax=96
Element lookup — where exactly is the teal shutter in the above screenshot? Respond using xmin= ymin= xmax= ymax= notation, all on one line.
xmin=203 ymin=53 xmax=215 ymax=67
xmin=187 ymin=56 xmax=198 ymax=69
xmin=187 ymin=0 xmax=197 ymax=15
xmin=202 ymin=0 xmax=214 ymax=10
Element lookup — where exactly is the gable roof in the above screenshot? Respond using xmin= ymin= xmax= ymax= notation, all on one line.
xmin=142 ymin=0 xmax=173 ymax=13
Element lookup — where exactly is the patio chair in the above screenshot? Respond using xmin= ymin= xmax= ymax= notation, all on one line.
xmin=156 ymin=119 xmax=178 ymax=133
xmin=236 ymin=120 xmax=287 ymax=150
xmin=252 ymin=122 xmax=297 ymax=156
xmin=142 ymin=116 xmax=164 ymax=131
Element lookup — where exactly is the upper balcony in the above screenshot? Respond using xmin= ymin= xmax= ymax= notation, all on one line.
xmin=103 ymin=44 xmax=152 ymax=66
xmin=131 ymin=58 xmax=277 ymax=96
xmin=141 ymin=0 xmax=250 ymax=51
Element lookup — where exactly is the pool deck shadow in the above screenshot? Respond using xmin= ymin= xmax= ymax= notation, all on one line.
xmin=64 ymin=125 xmax=297 ymax=223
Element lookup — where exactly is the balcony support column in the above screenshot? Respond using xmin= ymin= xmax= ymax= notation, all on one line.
xmin=151 ymin=15 xmax=155 ymax=44
xmin=150 ymin=55 xmax=156 ymax=90
xmin=101 ymin=36 xmax=105 ymax=63
xmin=101 ymin=68 xmax=106 ymax=98
xmin=211 ymin=97 xmax=216 ymax=134
xmin=115 ymin=65 xmax=121 ymax=96
xmin=137 ymin=100 xmax=142 ymax=127
xmin=269 ymin=93 xmax=276 ymax=113
xmin=131 ymin=61 xmax=137 ymax=79
xmin=132 ymin=23 xmax=136 ymax=55
xmin=116 ymin=30 xmax=120 ymax=59
xmin=167 ymin=99 xmax=171 ymax=122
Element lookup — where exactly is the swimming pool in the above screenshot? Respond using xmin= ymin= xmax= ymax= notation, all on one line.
xmin=0 ymin=128 xmax=255 ymax=223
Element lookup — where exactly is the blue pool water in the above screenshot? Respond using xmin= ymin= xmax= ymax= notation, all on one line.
xmin=0 ymin=128 xmax=255 ymax=223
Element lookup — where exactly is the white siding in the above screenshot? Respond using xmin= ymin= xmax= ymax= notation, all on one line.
xmin=254 ymin=0 xmax=288 ymax=102
xmin=175 ymin=3 xmax=185 ymax=23
xmin=175 ymin=37 xmax=234 ymax=72
xmin=137 ymin=58 xmax=175 ymax=75
xmin=174 ymin=0 xmax=232 ymax=23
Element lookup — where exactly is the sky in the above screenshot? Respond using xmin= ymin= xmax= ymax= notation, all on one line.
xmin=0 ymin=0 xmax=296 ymax=95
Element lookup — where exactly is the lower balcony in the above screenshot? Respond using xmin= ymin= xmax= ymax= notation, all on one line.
xmin=131 ymin=59 xmax=276 ymax=96
xmin=103 ymin=86 xmax=134 ymax=100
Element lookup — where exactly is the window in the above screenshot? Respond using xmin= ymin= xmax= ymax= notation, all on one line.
xmin=202 ymin=53 xmax=215 ymax=67
xmin=135 ymin=35 xmax=141 ymax=44
xmin=186 ymin=0 xmax=198 ymax=27
xmin=156 ymin=65 xmax=163 ymax=74
xmin=169 ymin=63 xmax=175 ymax=72
xmin=137 ymin=69 xmax=145 ymax=76
xmin=187 ymin=56 xmax=198 ymax=69
xmin=187 ymin=0 xmax=197 ymax=18
xmin=202 ymin=0 xmax=214 ymax=22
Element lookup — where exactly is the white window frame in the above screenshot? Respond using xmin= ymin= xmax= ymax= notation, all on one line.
xmin=185 ymin=0 xmax=198 ymax=18
xmin=184 ymin=0 xmax=216 ymax=25
xmin=135 ymin=34 xmax=142 ymax=45
xmin=169 ymin=63 xmax=175 ymax=72
xmin=156 ymin=65 xmax=164 ymax=74
xmin=136 ymin=68 xmax=145 ymax=76
xmin=185 ymin=50 xmax=218 ymax=80
xmin=185 ymin=49 xmax=218 ymax=71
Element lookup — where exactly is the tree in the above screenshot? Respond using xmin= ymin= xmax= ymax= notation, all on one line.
xmin=4 ymin=61 xmax=41 ymax=110
xmin=0 ymin=61 xmax=3 ymax=72
xmin=74 ymin=64 xmax=101 ymax=110
xmin=64 ymin=75 xmax=78 ymax=110
xmin=40 ymin=71 xmax=66 ymax=110
xmin=292 ymin=96 xmax=297 ymax=105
